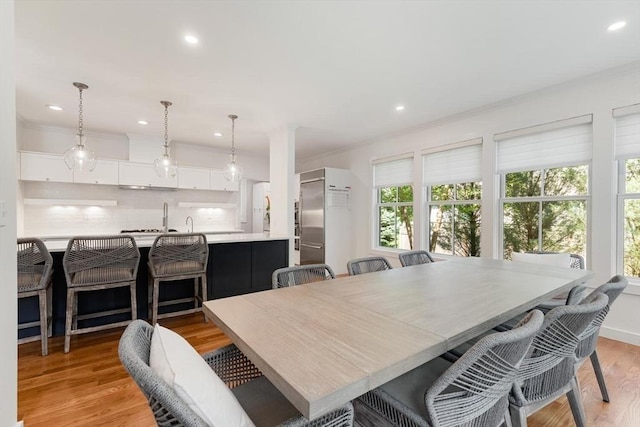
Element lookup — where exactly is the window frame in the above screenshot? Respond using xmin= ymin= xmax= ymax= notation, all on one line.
xmin=616 ymin=157 xmax=640 ymax=279
xmin=498 ymin=162 xmax=592 ymax=261
xmin=424 ymin=182 xmax=482 ymax=257
xmin=374 ymin=184 xmax=415 ymax=251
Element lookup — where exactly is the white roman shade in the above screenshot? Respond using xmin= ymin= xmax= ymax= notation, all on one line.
xmin=614 ymin=105 xmax=640 ymax=160
xmin=423 ymin=140 xmax=482 ymax=186
xmin=373 ymin=154 xmax=413 ymax=187
xmin=496 ymin=115 xmax=593 ymax=173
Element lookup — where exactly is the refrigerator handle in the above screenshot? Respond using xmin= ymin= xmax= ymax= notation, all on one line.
xmin=301 ymin=243 xmax=324 ymax=250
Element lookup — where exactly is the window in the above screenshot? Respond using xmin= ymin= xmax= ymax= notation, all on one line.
xmin=496 ymin=116 xmax=592 ymax=260
xmin=373 ymin=155 xmax=414 ymax=250
xmin=615 ymin=106 xmax=640 ymax=278
xmin=423 ymin=141 xmax=482 ymax=256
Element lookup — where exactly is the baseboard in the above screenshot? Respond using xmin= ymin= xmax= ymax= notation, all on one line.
xmin=600 ymin=325 xmax=640 ymax=346
xmin=16 ymin=421 xmax=24 ymax=427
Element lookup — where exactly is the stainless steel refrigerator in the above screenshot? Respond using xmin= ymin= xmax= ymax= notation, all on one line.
xmin=299 ymin=168 xmax=351 ymax=274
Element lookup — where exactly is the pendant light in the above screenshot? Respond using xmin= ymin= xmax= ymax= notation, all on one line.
xmin=64 ymin=82 xmax=97 ymax=172
xmin=153 ymin=100 xmax=178 ymax=179
xmin=223 ymin=114 xmax=242 ymax=182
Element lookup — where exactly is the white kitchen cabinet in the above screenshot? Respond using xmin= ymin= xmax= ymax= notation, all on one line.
xmin=74 ymin=159 xmax=119 ymax=185
xmin=20 ymin=152 xmax=73 ymax=183
xmin=118 ymin=161 xmax=178 ymax=188
xmin=210 ymin=170 xmax=239 ymax=191
xmin=178 ymin=167 xmax=210 ymax=190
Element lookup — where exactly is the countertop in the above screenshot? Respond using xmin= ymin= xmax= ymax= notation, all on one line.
xmin=34 ymin=232 xmax=290 ymax=252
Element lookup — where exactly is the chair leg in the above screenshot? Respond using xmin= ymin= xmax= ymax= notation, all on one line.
xmin=567 ymin=377 xmax=587 ymax=427
xmin=201 ymin=274 xmax=208 ymax=323
xmin=38 ymin=289 xmax=48 ymax=356
xmin=130 ymin=280 xmax=137 ymax=321
xmin=47 ymin=284 xmax=53 ymax=338
xmin=152 ymin=279 xmax=160 ymax=326
xmin=64 ymin=288 xmax=74 ymax=353
xmin=194 ymin=279 xmax=199 ymax=310
xmin=509 ymin=404 xmax=528 ymax=427
xmin=590 ymin=350 xmax=610 ymax=402
xmin=72 ymin=289 xmax=78 ymax=330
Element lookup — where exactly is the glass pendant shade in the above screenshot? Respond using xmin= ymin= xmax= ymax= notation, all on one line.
xmin=64 ymin=134 xmax=97 ymax=172
xmin=154 ymin=153 xmax=178 ymax=179
xmin=223 ymin=155 xmax=242 ymax=182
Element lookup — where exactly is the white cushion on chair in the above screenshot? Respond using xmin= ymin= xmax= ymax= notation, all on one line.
xmin=511 ymin=252 xmax=571 ymax=268
xmin=150 ymin=324 xmax=255 ymax=427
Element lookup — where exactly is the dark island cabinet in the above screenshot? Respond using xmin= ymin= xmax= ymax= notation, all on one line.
xmin=208 ymin=240 xmax=288 ymax=298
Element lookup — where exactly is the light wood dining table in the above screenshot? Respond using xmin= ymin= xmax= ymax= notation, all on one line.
xmin=202 ymin=257 xmax=593 ymax=420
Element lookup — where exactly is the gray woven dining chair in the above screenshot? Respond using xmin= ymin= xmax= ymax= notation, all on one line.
xmin=398 ymin=250 xmax=435 ymax=267
xmin=118 ymin=320 xmax=354 ymax=427
xmin=272 ymin=264 xmax=336 ymax=289
xmin=17 ymin=238 xmax=54 ymax=356
xmin=574 ymin=275 xmax=628 ymax=403
xmin=355 ymin=310 xmax=544 ymax=427
xmin=148 ymin=233 xmax=209 ymax=325
xmin=63 ymin=235 xmax=140 ymax=353
xmin=347 ymin=256 xmax=392 ymax=276
xmin=508 ymin=292 xmax=609 ymax=427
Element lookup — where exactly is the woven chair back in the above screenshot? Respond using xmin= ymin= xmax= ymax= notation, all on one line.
xmin=525 ymin=251 xmax=584 ymax=269
xmin=398 ymin=250 xmax=435 ymax=267
xmin=510 ymin=292 xmax=609 ymax=406
xmin=347 ymin=256 xmax=392 ymax=276
xmin=63 ymin=235 xmax=140 ymax=287
xmin=118 ymin=320 xmax=209 ymax=427
xmin=575 ymin=275 xmax=628 ymax=360
xmin=148 ymin=233 xmax=208 ymax=277
xmin=425 ymin=310 xmax=544 ymax=427
xmin=272 ymin=264 xmax=336 ymax=288
xmin=17 ymin=238 xmax=53 ymax=292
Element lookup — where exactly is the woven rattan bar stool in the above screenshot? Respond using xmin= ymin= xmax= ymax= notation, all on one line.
xmin=63 ymin=235 xmax=140 ymax=353
xmin=147 ymin=233 xmax=209 ymax=325
xmin=17 ymin=238 xmax=54 ymax=356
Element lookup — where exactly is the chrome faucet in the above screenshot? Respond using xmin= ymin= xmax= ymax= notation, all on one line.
xmin=186 ymin=216 xmax=193 ymax=233
xmin=162 ymin=202 xmax=169 ymax=233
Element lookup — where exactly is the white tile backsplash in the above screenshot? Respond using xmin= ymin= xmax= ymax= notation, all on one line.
xmin=21 ymin=182 xmax=239 ymax=237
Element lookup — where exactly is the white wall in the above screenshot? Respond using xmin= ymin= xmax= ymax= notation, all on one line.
xmin=299 ymin=63 xmax=640 ymax=345
xmin=0 ymin=0 xmax=18 ymax=425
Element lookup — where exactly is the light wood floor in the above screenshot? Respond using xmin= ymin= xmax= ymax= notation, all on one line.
xmin=18 ymin=313 xmax=640 ymax=426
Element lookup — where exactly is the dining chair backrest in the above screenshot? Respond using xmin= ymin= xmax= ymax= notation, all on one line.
xmin=575 ymin=275 xmax=628 ymax=360
xmin=524 ymin=251 xmax=585 ymax=269
xmin=510 ymin=292 xmax=609 ymax=407
xmin=398 ymin=250 xmax=435 ymax=267
xmin=272 ymin=264 xmax=336 ymax=288
xmin=347 ymin=256 xmax=392 ymax=276
xmin=425 ymin=310 xmax=544 ymax=427
xmin=17 ymin=237 xmax=53 ymax=292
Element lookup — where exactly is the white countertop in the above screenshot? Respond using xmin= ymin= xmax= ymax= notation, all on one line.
xmin=36 ymin=232 xmax=290 ymax=252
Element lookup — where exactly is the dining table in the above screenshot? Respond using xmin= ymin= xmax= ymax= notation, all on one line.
xmin=202 ymin=256 xmax=593 ymax=420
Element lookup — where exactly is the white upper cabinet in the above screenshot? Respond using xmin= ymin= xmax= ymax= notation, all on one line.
xmin=178 ymin=167 xmax=211 ymax=190
xmin=210 ymin=170 xmax=239 ymax=191
xmin=73 ymin=159 xmax=119 ymax=185
xmin=118 ymin=161 xmax=178 ymax=188
xmin=20 ymin=152 xmax=73 ymax=183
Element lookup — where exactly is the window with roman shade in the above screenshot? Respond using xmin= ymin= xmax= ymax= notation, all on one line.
xmin=614 ymin=104 xmax=640 ymax=278
xmin=496 ymin=115 xmax=593 ymax=261
xmin=423 ymin=139 xmax=482 ymax=257
xmin=373 ymin=154 xmax=414 ymax=250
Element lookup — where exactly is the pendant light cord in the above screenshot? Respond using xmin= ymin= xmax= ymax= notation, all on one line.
xmin=77 ymin=86 xmax=84 ymax=142
xmin=164 ymin=103 xmax=169 ymax=155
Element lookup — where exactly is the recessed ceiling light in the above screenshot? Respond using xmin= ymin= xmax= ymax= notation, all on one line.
xmin=395 ymin=105 xmax=405 ymax=111
xmin=184 ymin=34 xmax=199 ymax=44
xmin=608 ymin=21 xmax=626 ymax=31
xmin=137 ymin=120 xmax=148 ymax=125
xmin=46 ymin=105 xmax=63 ymax=111
xmin=213 ymin=132 xmax=224 ymax=137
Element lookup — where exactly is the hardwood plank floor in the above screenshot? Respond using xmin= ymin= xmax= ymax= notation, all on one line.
xmin=18 ymin=314 xmax=640 ymax=426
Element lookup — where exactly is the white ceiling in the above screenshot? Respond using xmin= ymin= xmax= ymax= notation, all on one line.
xmin=14 ymin=0 xmax=640 ymax=161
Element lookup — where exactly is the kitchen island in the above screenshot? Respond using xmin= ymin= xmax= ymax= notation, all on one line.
xmin=18 ymin=233 xmax=290 ymax=338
